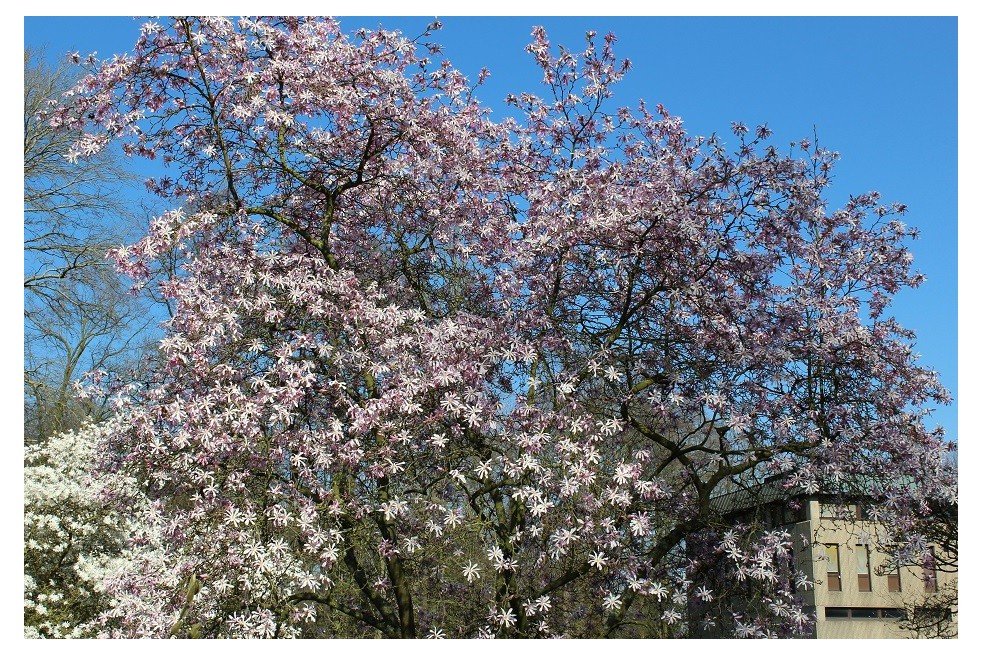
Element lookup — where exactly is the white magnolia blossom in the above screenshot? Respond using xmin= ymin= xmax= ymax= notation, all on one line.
xmin=24 ymin=422 xmax=158 ymax=638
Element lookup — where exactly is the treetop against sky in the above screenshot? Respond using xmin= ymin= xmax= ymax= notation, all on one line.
xmin=23 ymin=15 xmax=956 ymax=440
xmin=20 ymin=15 xmax=957 ymax=639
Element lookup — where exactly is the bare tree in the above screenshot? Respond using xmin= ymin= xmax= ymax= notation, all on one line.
xmin=24 ymin=48 xmax=152 ymax=444
xmin=900 ymin=492 xmax=957 ymax=638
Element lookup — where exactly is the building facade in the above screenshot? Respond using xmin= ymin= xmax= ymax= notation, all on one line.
xmin=707 ymin=482 xmax=957 ymax=638
xmin=790 ymin=498 xmax=955 ymax=638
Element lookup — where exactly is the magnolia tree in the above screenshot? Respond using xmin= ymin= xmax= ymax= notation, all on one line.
xmin=51 ymin=16 xmax=955 ymax=638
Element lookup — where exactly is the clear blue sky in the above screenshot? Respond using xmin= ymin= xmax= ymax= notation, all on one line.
xmin=24 ymin=16 xmax=958 ymax=440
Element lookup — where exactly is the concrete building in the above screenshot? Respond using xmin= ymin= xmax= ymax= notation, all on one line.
xmin=708 ymin=480 xmax=957 ymax=638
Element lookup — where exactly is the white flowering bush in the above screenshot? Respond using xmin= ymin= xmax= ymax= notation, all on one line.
xmin=24 ymin=421 xmax=157 ymax=638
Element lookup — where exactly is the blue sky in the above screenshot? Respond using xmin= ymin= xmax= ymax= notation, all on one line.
xmin=23 ymin=16 xmax=958 ymax=440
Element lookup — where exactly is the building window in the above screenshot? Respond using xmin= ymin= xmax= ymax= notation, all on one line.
xmin=924 ymin=546 xmax=938 ymax=594
xmin=819 ymin=502 xmax=854 ymax=520
xmin=914 ymin=607 xmax=952 ymax=622
xmin=825 ymin=544 xmax=841 ymax=592
xmin=887 ymin=567 xmax=902 ymax=593
xmin=857 ymin=544 xmax=871 ymax=592
xmin=825 ymin=607 xmax=905 ymax=620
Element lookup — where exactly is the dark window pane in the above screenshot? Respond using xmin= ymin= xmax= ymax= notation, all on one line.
xmin=825 ymin=607 xmax=849 ymax=619
xmin=881 ymin=608 xmax=904 ymax=619
xmin=851 ymin=608 xmax=878 ymax=618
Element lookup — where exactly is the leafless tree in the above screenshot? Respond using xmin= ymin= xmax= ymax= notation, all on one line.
xmin=24 ymin=48 xmax=153 ymax=444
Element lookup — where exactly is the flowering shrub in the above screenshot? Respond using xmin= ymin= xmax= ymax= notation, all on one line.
xmin=23 ymin=422 xmax=157 ymax=637
xmin=49 ymin=17 xmax=955 ymax=637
